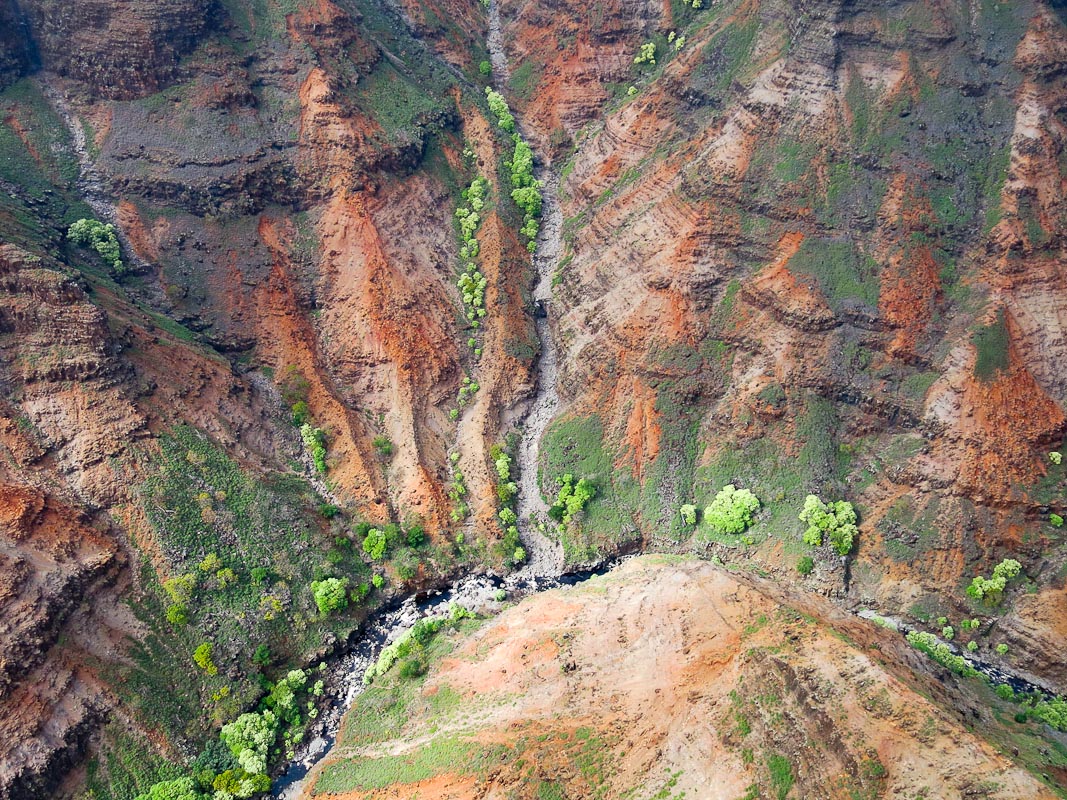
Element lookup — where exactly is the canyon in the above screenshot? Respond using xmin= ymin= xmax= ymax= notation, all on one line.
xmin=0 ymin=0 xmax=1064 ymax=798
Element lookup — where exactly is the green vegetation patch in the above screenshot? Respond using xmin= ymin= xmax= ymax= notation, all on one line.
xmin=788 ymin=236 xmax=879 ymax=311
xmin=972 ymin=310 xmax=1010 ymax=380
xmin=314 ymin=737 xmax=505 ymax=793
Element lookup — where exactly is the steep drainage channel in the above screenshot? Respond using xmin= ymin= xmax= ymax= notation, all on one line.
xmin=271 ymin=560 xmax=624 ymax=798
xmin=275 ymin=9 xmax=580 ymax=793
xmin=41 ymin=83 xmax=151 ymax=273
xmin=487 ymin=0 xmax=566 ymax=578
xmin=856 ymin=609 xmax=1059 ymax=700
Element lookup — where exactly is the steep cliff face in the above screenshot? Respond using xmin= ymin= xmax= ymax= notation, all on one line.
xmin=0 ymin=1 xmax=34 ymax=89
xmin=497 ymin=0 xmax=1067 ymax=621
xmin=18 ymin=0 xmax=214 ymax=99
xmin=0 ymin=0 xmax=1065 ymax=796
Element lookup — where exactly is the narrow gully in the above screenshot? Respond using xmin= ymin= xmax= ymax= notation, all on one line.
xmin=274 ymin=3 xmax=573 ymax=794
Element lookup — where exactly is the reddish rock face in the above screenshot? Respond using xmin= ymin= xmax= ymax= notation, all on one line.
xmin=0 ymin=0 xmax=1066 ymax=796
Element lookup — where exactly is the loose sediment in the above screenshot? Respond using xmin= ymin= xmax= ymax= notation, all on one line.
xmin=487 ymin=0 xmax=565 ymax=578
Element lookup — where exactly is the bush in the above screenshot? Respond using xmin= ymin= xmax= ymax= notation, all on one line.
xmin=300 ymin=424 xmax=328 ymax=474
xmin=250 ymin=567 xmax=269 ymax=585
xmin=680 ymin=503 xmax=697 ymax=526
xmin=704 ymin=485 xmax=760 ymax=535
xmin=796 ymin=556 xmax=814 ymax=575
xmin=996 ymin=643 xmax=1009 ymax=655
xmin=372 ymin=435 xmax=394 ymax=458
xmin=965 ymin=558 xmax=1022 ymax=606
xmin=311 ymin=577 xmax=350 ymax=615
xmin=549 ymin=474 xmax=595 ymax=526
xmin=163 ymin=572 xmax=198 ymax=605
xmin=166 ymin=604 xmax=188 ymax=626
xmin=633 ymin=42 xmax=656 ymax=65
xmin=252 ymin=644 xmax=271 ymax=667
xmin=799 ymin=495 xmax=858 ymax=555
xmin=362 ymin=527 xmax=387 ymax=560
xmin=1051 ymin=513 xmax=1064 ymax=528
xmin=67 ymin=218 xmax=125 ymax=274
xmin=291 ymin=400 xmax=310 ymax=426
xmin=479 ymin=60 xmax=491 ymax=77
xmin=406 ymin=524 xmax=427 ymax=548
xmin=320 ymin=503 xmax=341 ymax=519
xmin=193 ymin=642 xmax=218 ymax=676
xmin=399 ymin=658 xmax=427 ymax=679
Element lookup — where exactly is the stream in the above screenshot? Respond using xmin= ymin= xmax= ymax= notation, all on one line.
xmin=273 ymin=2 xmax=570 ymax=795
xmin=856 ymin=609 xmax=1059 ymax=700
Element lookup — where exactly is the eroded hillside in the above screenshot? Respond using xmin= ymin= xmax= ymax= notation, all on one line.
xmin=0 ymin=0 xmax=1064 ymax=797
xmin=306 ymin=557 xmax=1058 ymax=800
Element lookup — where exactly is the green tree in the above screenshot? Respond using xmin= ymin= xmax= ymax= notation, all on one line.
xmin=679 ymin=503 xmax=697 ymax=526
xmin=704 ymin=485 xmax=760 ymax=535
xmin=799 ymin=495 xmax=858 ymax=555
xmin=133 ymin=777 xmax=206 ymax=800
xmin=67 ymin=218 xmax=125 ymax=274
xmin=362 ymin=527 xmax=387 ymax=560
xmin=220 ymin=710 xmax=278 ymax=775
xmin=193 ymin=642 xmax=218 ymax=675
xmin=311 ymin=577 xmax=350 ymax=615
xmin=300 ymin=423 xmax=328 ymax=474
xmin=966 ymin=558 xmax=1022 ymax=606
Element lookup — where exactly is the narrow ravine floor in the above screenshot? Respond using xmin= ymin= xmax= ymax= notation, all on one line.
xmin=487 ymin=0 xmax=566 ymax=578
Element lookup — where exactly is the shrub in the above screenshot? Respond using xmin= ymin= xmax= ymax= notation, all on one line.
xmin=680 ymin=503 xmax=697 ymax=526
xmin=372 ymin=435 xmax=394 ymax=458
xmin=221 ymin=710 xmax=278 ymax=775
xmin=290 ymin=400 xmax=309 ymax=426
xmin=300 ymin=424 xmax=328 ymax=474
xmin=796 ymin=556 xmax=814 ymax=575
xmin=362 ymin=528 xmax=387 ymax=560
xmin=1050 ymin=451 xmax=1062 ymax=465
xmin=633 ymin=42 xmax=656 ymax=65
xmin=549 ymin=474 xmax=595 ymax=526
xmin=942 ymin=626 xmax=954 ymax=640
xmin=996 ymin=643 xmax=1009 ymax=655
xmin=406 ymin=524 xmax=427 ymax=548
xmin=399 ymin=658 xmax=427 ymax=679
xmin=965 ymin=558 xmax=1022 ymax=606
xmin=311 ymin=577 xmax=350 ymax=615
xmin=967 ymin=640 xmax=978 ymax=652
xmin=479 ymin=60 xmax=491 ymax=77
xmin=163 ymin=572 xmax=198 ymax=605
xmin=199 ymin=552 xmax=222 ymax=573
xmin=704 ymin=485 xmax=760 ymax=535
xmin=494 ymin=589 xmax=507 ymax=602
xmin=512 ymin=547 xmax=526 ymax=565
xmin=252 ymin=644 xmax=271 ymax=667
xmin=67 ymin=218 xmax=125 ymax=274
xmin=372 ymin=574 xmax=384 ymax=589
xmin=250 ymin=567 xmax=269 ymax=585
xmin=799 ymin=495 xmax=858 ymax=555
xmin=1051 ymin=513 xmax=1064 ymax=528
xmin=166 ymin=604 xmax=188 ymax=626
xmin=193 ymin=642 xmax=218 ymax=675
xmin=216 ymin=567 xmax=237 ymax=589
